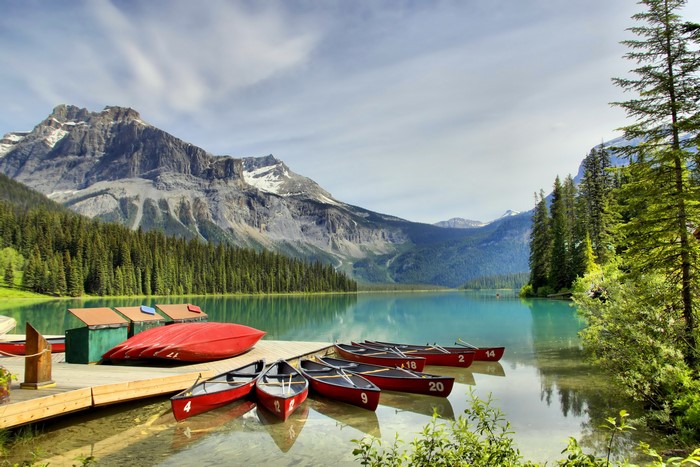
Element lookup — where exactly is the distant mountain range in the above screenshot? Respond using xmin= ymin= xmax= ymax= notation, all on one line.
xmin=0 ymin=105 xmax=532 ymax=287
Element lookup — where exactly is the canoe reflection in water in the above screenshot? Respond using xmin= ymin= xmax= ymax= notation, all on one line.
xmin=469 ymin=361 xmax=506 ymax=378
xmin=256 ymin=403 xmax=309 ymax=453
xmin=378 ymin=391 xmax=456 ymax=420
xmin=171 ymin=399 xmax=257 ymax=450
xmin=308 ymin=397 xmax=381 ymax=438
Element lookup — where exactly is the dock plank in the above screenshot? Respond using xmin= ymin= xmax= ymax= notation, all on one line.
xmin=0 ymin=340 xmax=332 ymax=429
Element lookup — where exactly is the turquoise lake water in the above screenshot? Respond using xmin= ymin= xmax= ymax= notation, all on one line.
xmin=4 ymin=292 xmax=654 ymax=465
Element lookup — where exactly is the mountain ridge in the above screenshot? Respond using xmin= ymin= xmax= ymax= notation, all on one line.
xmin=0 ymin=104 xmax=531 ymax=287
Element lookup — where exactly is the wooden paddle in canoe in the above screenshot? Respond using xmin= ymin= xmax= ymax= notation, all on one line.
xmin=170 ymin=359 xmax=265 ymax=421
xmin=318 ymin=356 xmax=454 ymax=397
xmin=334 ymin=343 xmax=426 ymax=371
xmin=364 ymin=339 xmax=505 ymax=362
xmin=255 ymin=359 xmax=309 ymax=421
xmin=353 ymin=341 xmax=475 ymax=368
xmin=299 ymin=359 xmax=380 ymax=411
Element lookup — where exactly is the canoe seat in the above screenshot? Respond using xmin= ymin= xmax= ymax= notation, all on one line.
xmin=302 ymin=368 xmax=333 ymax=374
xmin=227 ymin=372 xmax=256 ymax=378
xmin=264 ymin=374 xmax=296 ymax=380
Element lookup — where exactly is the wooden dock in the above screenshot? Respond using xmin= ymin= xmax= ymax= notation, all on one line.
xmin=0 ymin=340 xmax=333 ymax=429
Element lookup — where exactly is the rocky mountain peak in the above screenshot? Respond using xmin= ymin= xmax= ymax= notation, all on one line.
xmin=0 ymin=104 xmax=531 ymax=287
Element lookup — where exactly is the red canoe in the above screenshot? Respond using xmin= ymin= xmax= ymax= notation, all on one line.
xmin=0 ymin=337 xmax=65 ymax=356
xmin=318 ymin=356 xmax=454 ymax=397
xmin=365 ymin=339 xmax=506 ymax=362
xmin=355 ymin=341 xmax=475 ymax=368
xmin=103 ymin=322 xmax=266 ymax=363
xmin=255 ymin=360 xmax=308 ymax=421
xmin=170 ymin=359 xmax=265 ymax=421
xmin=299 ymin=359 xmax=380 ymax=411
xmin=334 ymin=343 xmax=426 ymax=372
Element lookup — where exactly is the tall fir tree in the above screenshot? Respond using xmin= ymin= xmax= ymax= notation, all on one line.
xmin=549 ymin=177 xmax=570 ymax=292
xmin=528 ymin=190 xmax=551 ymax=293
xmin=612 ymin=0 xmax=700 ymax=363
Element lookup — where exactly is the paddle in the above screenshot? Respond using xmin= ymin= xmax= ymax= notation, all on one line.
xmin=455 ymin=338 xmax=478 ymax=349
xmin=258 ymin=381 xmax=307 ymax=386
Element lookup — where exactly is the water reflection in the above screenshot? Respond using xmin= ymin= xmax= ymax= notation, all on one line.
xmin=3 ymin=292 xmax=659 ymax=465
xmin=379 ymin=391 xmax=456 ymax=420
xmin=308 ymin=397 xmax=381 ymax=438
xmin=256 ymin=404 xmax=309 ymax=453
xmin=170 ymin=399 xmax=256 ymax=450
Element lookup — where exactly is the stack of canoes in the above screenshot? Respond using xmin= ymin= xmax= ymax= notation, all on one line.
xmin=103 ymin=322 xmax=266 ymax=363
xmin=168 ymin=337 xmax=504 ymax=422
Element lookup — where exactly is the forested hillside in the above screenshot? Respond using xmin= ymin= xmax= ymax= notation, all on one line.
xmin=0 ymin=174 xmax=356 ymax=296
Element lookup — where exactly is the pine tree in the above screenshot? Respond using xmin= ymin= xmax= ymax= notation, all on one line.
xmin=528 ymin=190 xmax=551 ymax=293
xmin=579 ymin=145 xmax=616 ymax=263
xmin=549 ymin=177 xmax=570 ymax=292
xmin=3 ymin=261 xmax=13 ymax=287
xmin=612 ymin=0 xmax=700 ymax=363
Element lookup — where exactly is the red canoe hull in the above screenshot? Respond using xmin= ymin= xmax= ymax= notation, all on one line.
xmin=300 ymin=359 xmax=380 ymax=411
xmin=319 ymin=356 xmax=454 ymax=397
xmin=354 ymin=341 xmax=475 ymax=368
xmin=170 ymin=359 xmax=265 ymax=421
xmin=366 ymin=340 xmax=506 ymax=362
xmin=255 ymin=360 xmax=308 ymax=421
xmin=334 ymin=343 xmax=426 ymax=372
xmin=0 ymin=338 xmax=65 ymax=356
xmin=103 ymin=322 xmax=266 ymax=363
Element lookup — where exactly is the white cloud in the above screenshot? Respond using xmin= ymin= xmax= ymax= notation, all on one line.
xmin=1 ymin=0 xmax=698 ymax=223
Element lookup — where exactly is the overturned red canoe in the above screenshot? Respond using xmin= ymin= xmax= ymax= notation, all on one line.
xmin=103 ymin=322 xmax=266 ymax=363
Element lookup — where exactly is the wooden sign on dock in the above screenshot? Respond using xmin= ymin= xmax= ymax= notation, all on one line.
xmin=20 ymin=323 xmax=55 ymax=389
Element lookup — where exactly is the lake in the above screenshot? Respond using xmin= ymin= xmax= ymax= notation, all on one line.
xmin=3 ymin=291 xmax=655 ymax=466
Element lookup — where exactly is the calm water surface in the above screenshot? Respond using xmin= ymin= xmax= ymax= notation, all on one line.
xmin=4 ymin=292 xmax=654 ymax=466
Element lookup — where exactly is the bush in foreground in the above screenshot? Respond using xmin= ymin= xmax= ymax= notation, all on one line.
xmin=352 ymin=390 xmax=700 ymax=466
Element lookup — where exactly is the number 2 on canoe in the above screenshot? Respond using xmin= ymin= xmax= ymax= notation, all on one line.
xmin=274 ymin=400 xmax=281 ymax=412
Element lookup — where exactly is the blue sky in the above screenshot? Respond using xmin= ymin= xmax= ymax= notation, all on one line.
xmin=2 ymin=1 xmax=698 ymax=223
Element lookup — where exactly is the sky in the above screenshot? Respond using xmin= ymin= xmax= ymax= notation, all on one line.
xmin=2 ymin=1 xmax=699 ymax=224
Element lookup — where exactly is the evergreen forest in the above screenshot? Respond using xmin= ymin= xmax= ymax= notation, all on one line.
xmin=0 ymin=174 xmax=357 ymax=296
xmin=525 ymin=0 xmax=700 ymax=446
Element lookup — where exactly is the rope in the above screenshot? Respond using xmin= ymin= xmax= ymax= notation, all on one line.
xmin=0 ymin=348 xmax=51 ymax=358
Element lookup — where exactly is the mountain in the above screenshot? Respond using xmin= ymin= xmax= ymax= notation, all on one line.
xmin=433 ymin=217 xmax=485 ymax=229
xmin=0 ymin=105 xmax=531 ymax=287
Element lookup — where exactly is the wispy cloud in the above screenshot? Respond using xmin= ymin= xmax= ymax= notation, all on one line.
xmin=1 ymin=0 xmax=698 ymax=222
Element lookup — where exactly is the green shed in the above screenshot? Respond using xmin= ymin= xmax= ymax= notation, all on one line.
xmin=65 ymin=307 xmax=129 ymax=364
xmin=114 ymin=306 xmax=165 ymax=338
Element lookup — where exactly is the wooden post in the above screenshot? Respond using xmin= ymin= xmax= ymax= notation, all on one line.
xmin=20 ymin=323 xmax=55 ymax=389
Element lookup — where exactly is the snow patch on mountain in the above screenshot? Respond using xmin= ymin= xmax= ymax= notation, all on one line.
xmin=44 ymin=127 xmax=69 ymax=148
xmin=0 ymin=132 xmax=28 ymax=157
xmin=243 ymin=163 xmax=287 ymax=195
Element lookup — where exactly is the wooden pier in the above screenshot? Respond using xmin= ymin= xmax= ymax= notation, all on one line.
xmin=0 ymin=340 xmax=333 ymax=429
